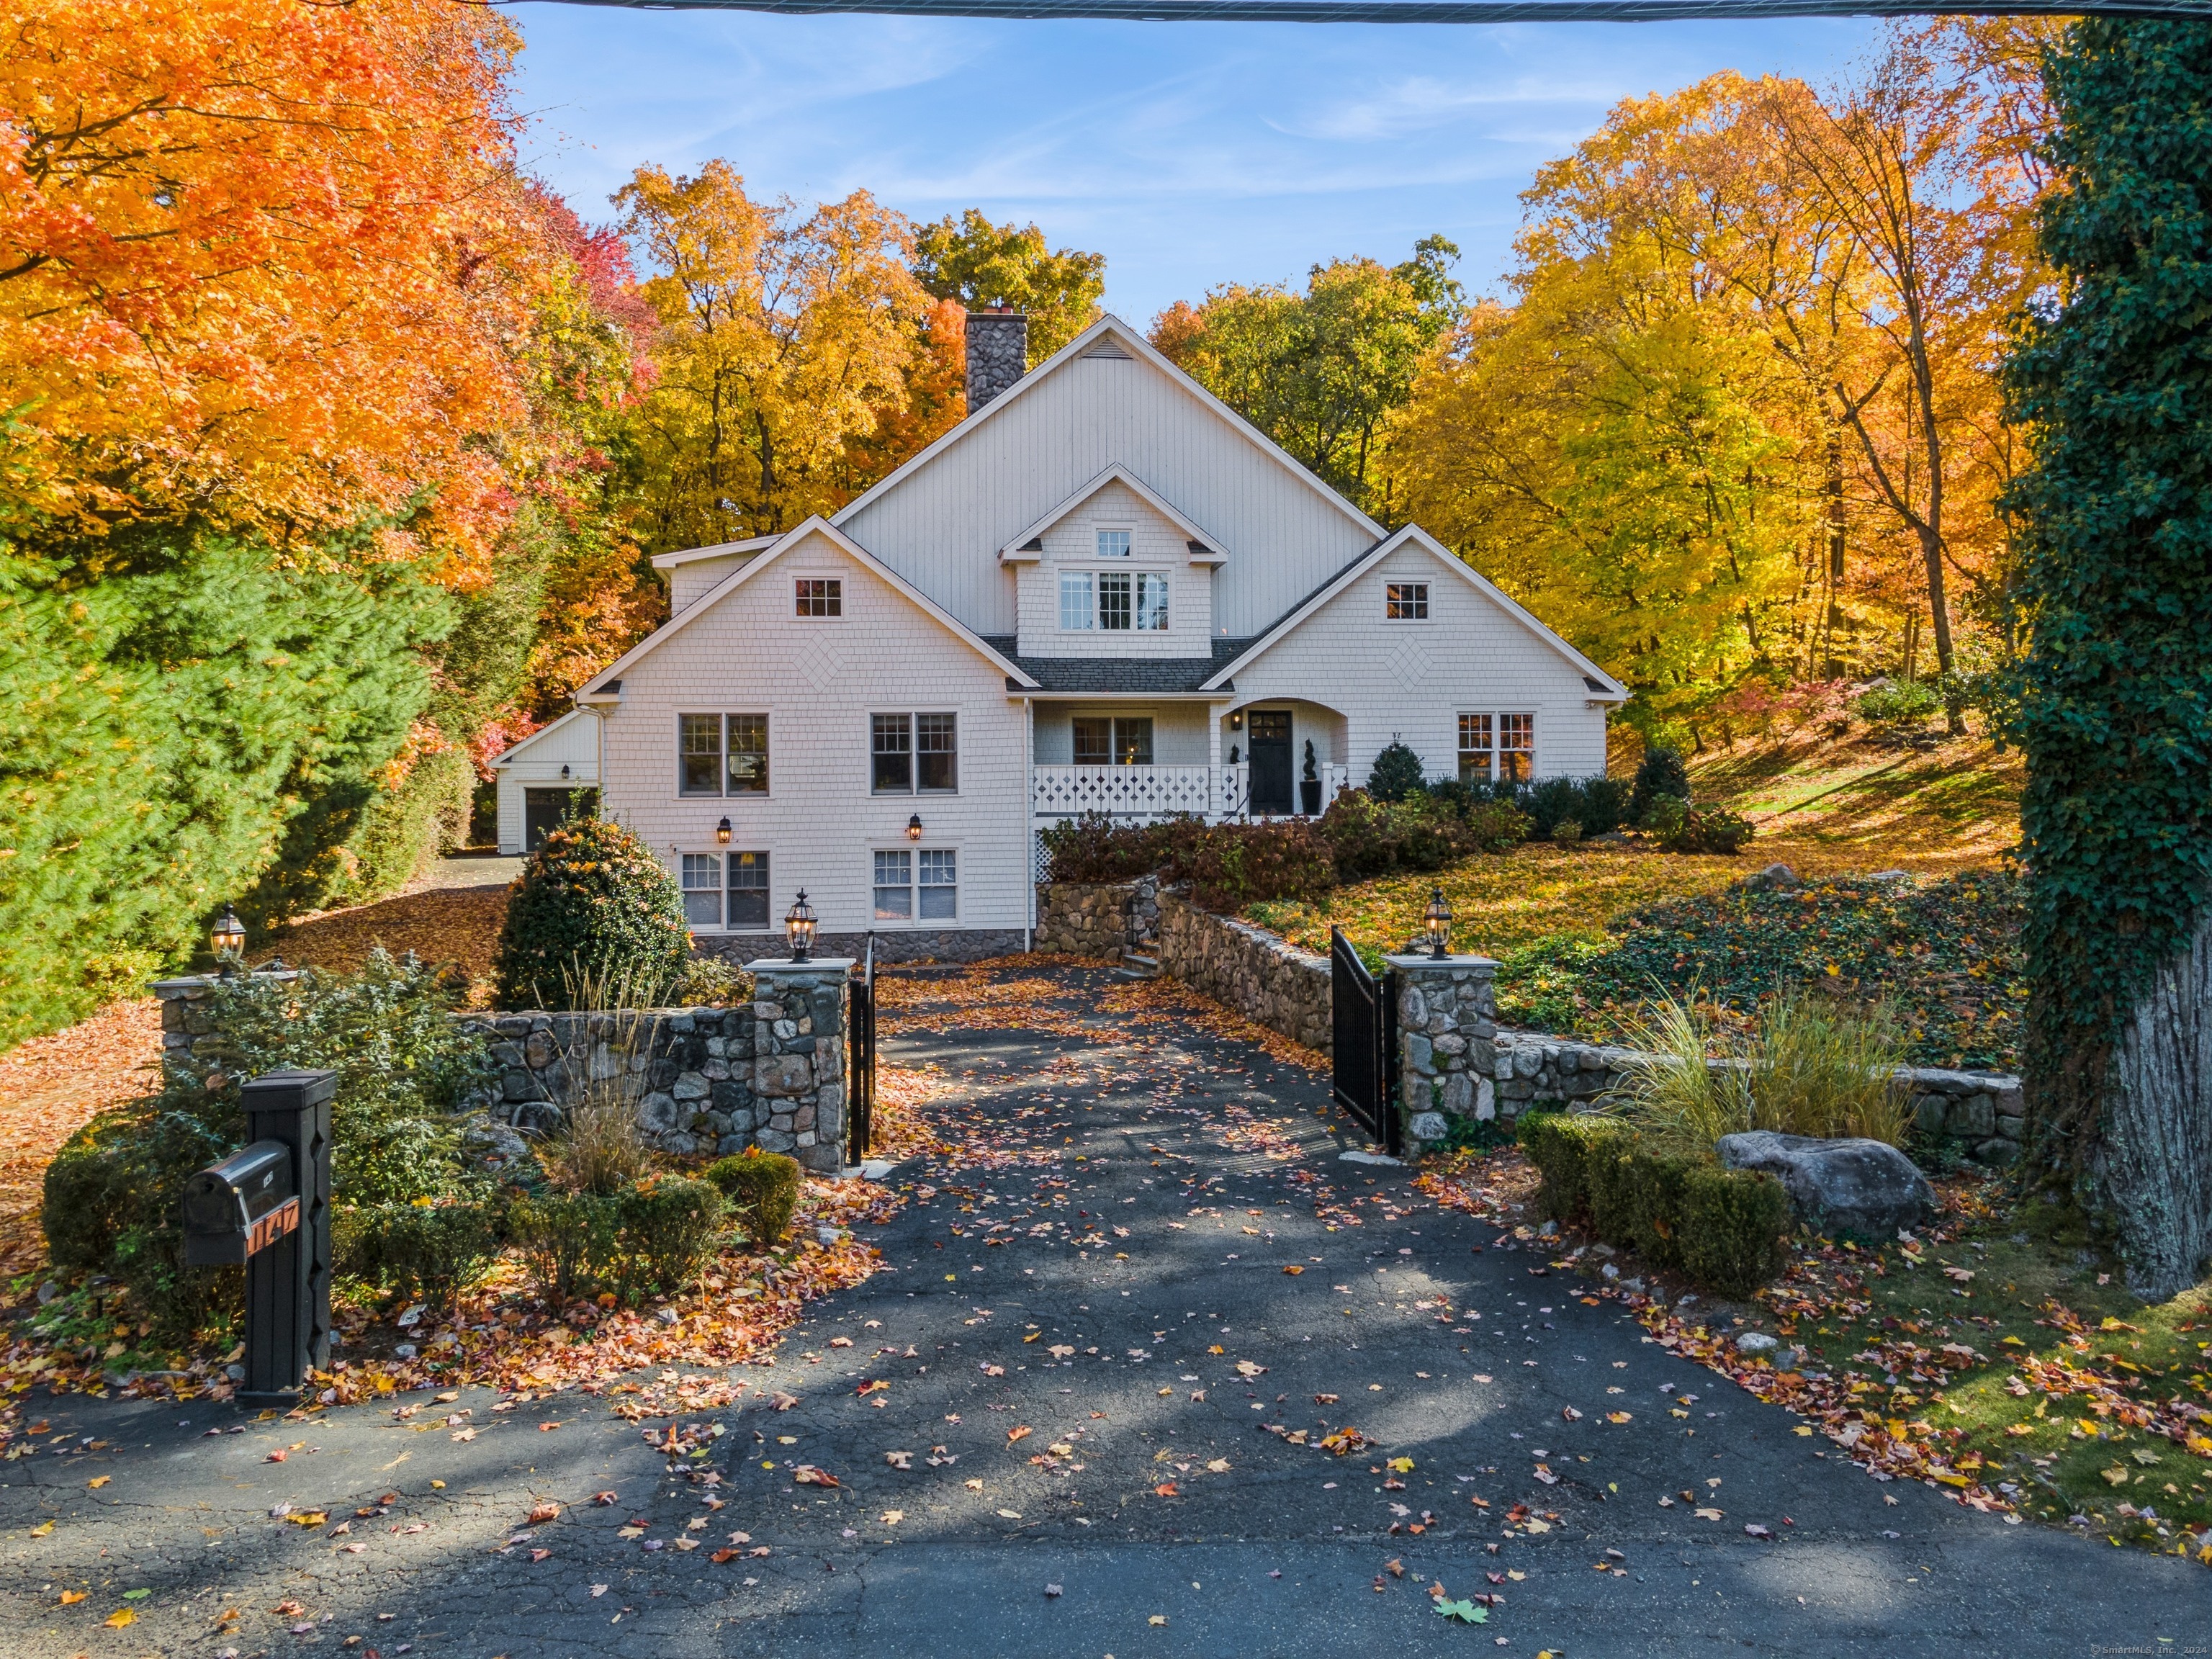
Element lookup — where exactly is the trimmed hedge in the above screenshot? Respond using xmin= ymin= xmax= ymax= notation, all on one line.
xmin=703 ymin=1150 xmax=801 ymax=1248
xmin=335 ymin=1200 xmax=503 ymax=1307
xmin=1517 ymin=1110 xmax=1791 ymax=1297
xmin=507 ymin=1175 xmax=727 ymax=1304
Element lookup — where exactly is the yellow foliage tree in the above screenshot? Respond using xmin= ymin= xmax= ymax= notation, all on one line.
xmin=617 ymin=161 xmax=928 ymax=550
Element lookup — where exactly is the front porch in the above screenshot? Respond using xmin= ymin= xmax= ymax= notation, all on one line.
xmin=1029 ymin=758 xmax=1353 ymax=822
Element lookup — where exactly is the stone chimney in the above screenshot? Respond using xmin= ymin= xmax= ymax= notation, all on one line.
xmin=965 ymin=305 xmax=1028 ymax=413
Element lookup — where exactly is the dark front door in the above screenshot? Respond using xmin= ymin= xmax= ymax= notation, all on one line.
xmin=524 ymin=787 xmax=595 ymax=852
xmin=1247 ymin=711 xmax=1293 ymax=816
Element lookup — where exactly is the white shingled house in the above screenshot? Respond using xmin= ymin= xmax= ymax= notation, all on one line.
xmin=572 ymin=311 xmax=1626 ymax=961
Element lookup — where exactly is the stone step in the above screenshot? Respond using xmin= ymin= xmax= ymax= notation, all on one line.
xmin=1116 ymin=948 xmax=1160 ymax=981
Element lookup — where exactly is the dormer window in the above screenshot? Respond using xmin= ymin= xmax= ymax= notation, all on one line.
xmin=1096 ymin=529 xmax=1132 ymax=559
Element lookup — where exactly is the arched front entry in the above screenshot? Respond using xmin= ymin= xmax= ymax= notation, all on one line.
xmin=1219 ymin=698 xmax=1351 ymax=817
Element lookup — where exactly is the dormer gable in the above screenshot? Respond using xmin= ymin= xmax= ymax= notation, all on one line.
xmin=999 ymin=464 xmax=1227 ymax=567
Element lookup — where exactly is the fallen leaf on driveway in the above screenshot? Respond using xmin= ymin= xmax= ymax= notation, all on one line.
xmin=616 ymin=1526 xmax=646 ymax=1539
xmin=1155 ymin=1483 xmax=1179 ymax=1497
xmin=881 ymin=1510 xmax=904 ymax=1525
xmin=87 ymin=1476 xmax=109 ymax=1489
xmin=104 ymin=1609 xmax=135 ymax=1627
xmin=29 ymin=1520 xmax=53 ymax=1537
xmin=526 ymin=1502 xmax=559 ymax=1524
xmin=1387 ymin=1457 xmax=1415 ymax=1473
xmin=1048 ymin=1345 xmax=1075 ymax=1359
xmin=711 ymin=1549 xmax=741 ymax=1564
xmin=1007 ymin=1425 xmax=1032 ymax=1444
xmin=1607 ymin=1412 xmax=1632 ymax=1424
xmin=1385 ymin=1558 xmax=1405 ymax=1578
xmin=884 ymin=1451 xmax=913 ymax=1470
xmin=1236 ymin=1360 xmax=1267 ymax=1378
xmin=1435 ymin=1599 xmax=1488 ymax=1624
xmin=1745 ymin=1524 xmax=1773 ymax=1539
xmin=981 ymin=1364 xmax=1005 ymax=1377
xmin=793 ymin=1466 xmax=840 ymax=1488
xmin=58 ymin=1590 xmax=85 ymax=1604
xmin=1696 ymin=1507 xmax=1725 ymax=1521
xmin=284 ymin=1511 xmax=329 ymax=1527
xmin=264 ymin=1450 xmax=287 ymax=1463
xmin=592 ymin=1491 xmax=618 ymax=1506
xmin=1148 ymin=1615 xmax=1168 ymax=1626
xmin=1560 ymin=1407 xmax=1583 ymax=1421
xmin=1282 ymin=1266 xmax=1303 ymax=1275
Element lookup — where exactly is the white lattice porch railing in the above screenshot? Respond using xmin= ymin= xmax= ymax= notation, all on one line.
xmin=1033 ymin=764 xmax=1238 ymax=819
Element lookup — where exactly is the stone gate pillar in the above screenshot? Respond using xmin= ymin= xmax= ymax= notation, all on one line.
xmin=1385 ymin=953 xmax=1500 ymax=1152
xmin=746 ymin=957 xmax=853 ymax=1173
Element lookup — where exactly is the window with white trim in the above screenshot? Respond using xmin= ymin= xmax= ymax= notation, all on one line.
xmin=1059 ymin=570 xmax=1166 ymax=631
xmin=796 ymin=577 xmax=842 ymax=617
xmin=680 ymin=850 xmax=770 ymax=930
xmin=1072 ymin=716 xmax=1153 ymax=766
xmin=1387 ymin=582 xmax=1429 ymax=620
xmin=872 ymin=712 xmax=957 ymax=793
xmin=874 ymin=848 xmax=956 ymax=922
xmin=1458 ymin=712 xmax=1534 ymax=783
xmin=1096 ymin=529 xmax=1132 ymax=558
xmin=678 ymin=713 xmax=768 ymax=796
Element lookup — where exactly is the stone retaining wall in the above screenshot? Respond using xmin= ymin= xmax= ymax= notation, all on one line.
xmin=454 ymin=960 xmax=851 ymax=1173
xmin=1034 ymin=881 xmax=1134 ymax=956
xmin=1156 ymin=893 xmax=1331 ymax=1054
xmin=1380 ymin=956 xmax=2023 ymax=1165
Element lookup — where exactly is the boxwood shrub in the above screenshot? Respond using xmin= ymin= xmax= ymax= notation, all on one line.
xmin=335 ymin=1200 xmax=504 ymax=1308
xmin=703 ymin=1150 xmax=801 ymax=1248
xmin=508 ymin=1176 xmax=727 ymax=1304
xmin=1518 ymin=1110 xmax=1791 ymax=1297
xmin=491 ymin=814 xmax=691 ymax=1010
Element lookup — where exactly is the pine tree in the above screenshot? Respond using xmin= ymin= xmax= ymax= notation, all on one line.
xmin=2005 ymin=19 xmax=2212 ymax=1298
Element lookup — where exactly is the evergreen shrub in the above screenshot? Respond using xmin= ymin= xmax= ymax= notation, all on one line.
xmin=335 ymin=1200 xmax=503 ymax=1307
xmin=1658 ymin=806 xmax=1755 ymax=856
xmin=1630 ymin=744 xmax=1691 ymax=821
xmin=704 ymin=1150 xmax=801 ymax=1247
xmin=507 ymin=1177 xmax=727 ymax=1303
xmin=1366 ymin=737 xmax=1428 ymax=802
xmin=492 ymin=815 xmax=691 ymax=1010
xmin=1676 ymin=1166 xmax=1791 ymax=1298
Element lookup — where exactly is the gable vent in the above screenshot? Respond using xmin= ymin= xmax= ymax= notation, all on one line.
xmin=1084 ymin=340 xmax=1133 ymax=359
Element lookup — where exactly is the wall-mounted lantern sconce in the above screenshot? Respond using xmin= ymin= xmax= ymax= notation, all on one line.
xmin=1228 ymin=709 xmax=1244 ymax=731
xmin=560 ymin=763 xmax=571 ymax=779
xmin=716 ymin=817 xmax=732 ymax=845
xmin=907 ymin=814 xmax=923 ymax=841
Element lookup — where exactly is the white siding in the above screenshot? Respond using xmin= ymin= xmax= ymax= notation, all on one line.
xmin=493 ymin=711 xmax=601 ymax=855
xmin=595 ymin=529 xmax=1031 ymax=940
xmin=1224 ymin=543 xmax=1610 ymax=785
xmin=837 ymin=343 xmax=1375 ymax=638
xmin=1031 ymin=702 xmax=1211 ymax=765
xmin=1015 ymin=479 xmax=1215 ymax=657
xmin=668 ymin=551 xmax=758 ymax=614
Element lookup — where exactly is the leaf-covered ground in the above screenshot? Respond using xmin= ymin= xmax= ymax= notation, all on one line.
xmin=1493 ymin=872 xmax=2028 ymax=1071
xmin=1419 ymin=1149 xmax=2212 ymax=1565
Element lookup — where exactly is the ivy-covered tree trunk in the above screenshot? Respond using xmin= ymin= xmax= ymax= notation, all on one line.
xmin=2007 ymin=20 xmax=2212 ymax=1301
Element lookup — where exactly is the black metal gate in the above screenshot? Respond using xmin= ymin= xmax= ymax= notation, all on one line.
xmin=847 ymin=933 xmax=877 ymax=1165
xmin=1330 ymin=926 xmax=1401 ymax=1156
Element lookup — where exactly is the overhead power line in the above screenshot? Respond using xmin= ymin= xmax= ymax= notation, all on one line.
xmin=529 ymin=0 xmax=2212 ymax=23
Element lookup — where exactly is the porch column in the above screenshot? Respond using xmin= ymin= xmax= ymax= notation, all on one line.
xmin=1206 ymin=702 xmax=1223 ymax=821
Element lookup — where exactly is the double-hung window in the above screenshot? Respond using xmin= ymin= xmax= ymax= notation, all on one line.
xmin=678 ymin=714 xmax=768 ymax=796
xmin=872 ymin=713 xmax=957 ymax=793
xmin=1458 ymin=712 xmax=1534 ymax=783
xmin=873 ymin=848 xmax=957 ymax=922
xmin=680 ymin=850 xmax=770 ymax=929
xmin=1060 ymin=570 xmax=1167 ymax=631
xmin=1072 ymin=716 xmax=1153 ymax=766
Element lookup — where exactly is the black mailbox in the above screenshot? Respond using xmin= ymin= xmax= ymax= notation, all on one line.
xmin=183 ymin=1140 xmax=297 ymax=1267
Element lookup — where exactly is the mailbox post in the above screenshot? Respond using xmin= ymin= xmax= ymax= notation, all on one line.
xmin=184 ymin=1069 xmax=334 ymax=1406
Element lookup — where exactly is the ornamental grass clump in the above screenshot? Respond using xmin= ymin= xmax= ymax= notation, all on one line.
xmin=1601 ymin=993 xmax=1752 ymax=1160
xmin=1748 ymin=992 xmax=1912 ymax=1146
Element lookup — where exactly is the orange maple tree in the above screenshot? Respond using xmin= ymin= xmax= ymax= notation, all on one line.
xmin=0 ymin=0 xmax=550 ymax=581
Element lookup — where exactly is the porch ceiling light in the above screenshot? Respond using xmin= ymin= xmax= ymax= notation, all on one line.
xmin=716 ymin=816 xmax=732 ymax=845
xmin=907 ymin=813 xmax=923 ymax=841
xmin=785 ymin=889 xmax=817 ymax=963
xmin=1424 ymin=885 xmax=1452 ymax=961
xmin=210 ymin=904 xmax=246 ymax=977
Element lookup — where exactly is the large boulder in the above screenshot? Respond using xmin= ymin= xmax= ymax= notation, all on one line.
xmin=1714 ymin=1131 xmax=1936 ymax=1240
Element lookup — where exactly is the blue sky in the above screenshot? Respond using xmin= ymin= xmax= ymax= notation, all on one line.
xmin=508 ymin=7 xmax=1884 ymax=324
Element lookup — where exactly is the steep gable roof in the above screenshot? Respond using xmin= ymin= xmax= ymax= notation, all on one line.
xmin=576 ymin=516 xmax=1038 ymax=700
xmin=830 ymin=314 xmax=1382 ymax=545
xmin=1202 ymin=524 xmax=1629 ymax=700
